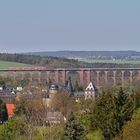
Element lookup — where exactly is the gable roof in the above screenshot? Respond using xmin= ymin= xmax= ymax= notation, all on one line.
xmin=6 ymin=104 xmax=15 ymax=117
xmin=85 ymin=82 xmax=96 ymax=91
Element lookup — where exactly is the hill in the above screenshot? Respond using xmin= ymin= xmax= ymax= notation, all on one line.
xmin=26 ymin=50 xmax=140 ymax=59
xmin=0 ymin=53 xmax=84 ymax=68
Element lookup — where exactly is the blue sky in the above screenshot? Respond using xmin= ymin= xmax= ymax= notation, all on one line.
xmin=0 ymin=0 xmax=140 ymax=53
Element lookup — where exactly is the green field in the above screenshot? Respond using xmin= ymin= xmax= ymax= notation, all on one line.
xmin=0 ymin=61 xmax=33 ymax=69
xmin=79 ymin=59 xmax=140 ymax=65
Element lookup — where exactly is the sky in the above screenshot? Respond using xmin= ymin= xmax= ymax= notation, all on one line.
xmin=0 ymin=0 xmax=140 ymax=53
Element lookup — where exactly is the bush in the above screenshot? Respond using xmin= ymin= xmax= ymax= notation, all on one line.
xmin=86 ymin=130 xmax=104 ymax=140
xmin=0 ymin=117 xmax=27 ymax=140
xmin=35 ymin=125 xmax=63 ymax=140
xmin=122 ymin=108 xmax=140 ymax=140
xmin=0 ymin=99 xmax=8 ymax=123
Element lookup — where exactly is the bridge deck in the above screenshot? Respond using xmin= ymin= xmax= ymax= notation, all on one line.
xmin=0 ymin=67 xmax=139 ymax=71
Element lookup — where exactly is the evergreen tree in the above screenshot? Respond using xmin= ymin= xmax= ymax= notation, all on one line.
xmin=62 ymin=112 xmax=86 ymax=140
xmin=112 ymin=88 xmax=134 ymax=134
xmin=91 ymin=88 xmax=134 ymax=140
xmin=73 ymin=80 xmax=79 ymax=91
xmin=0 ymin=99 xmax=8 ymax=123
xmin=73 ymin=80 xmax=83 ymax=92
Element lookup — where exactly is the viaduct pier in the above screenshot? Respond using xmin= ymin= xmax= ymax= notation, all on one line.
xmin=1 ymin=67 xmax=140 ymax=88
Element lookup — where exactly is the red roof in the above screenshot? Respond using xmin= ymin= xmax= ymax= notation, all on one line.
xmin=6 ymin=104 xmax=15 ymax=117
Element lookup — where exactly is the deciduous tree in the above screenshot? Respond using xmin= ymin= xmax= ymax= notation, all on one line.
xmin=50 ymin=92 xmax=79 ymax=118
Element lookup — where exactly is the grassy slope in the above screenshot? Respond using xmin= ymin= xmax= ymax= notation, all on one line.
xmin=0 ymin=61 xmax=33 ymax=69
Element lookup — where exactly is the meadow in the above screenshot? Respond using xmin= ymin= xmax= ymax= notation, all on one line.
xmin=0 ymin=61 xmax=32 ymax=69
xmin=79 ymin=59 xmax=140 ymax=65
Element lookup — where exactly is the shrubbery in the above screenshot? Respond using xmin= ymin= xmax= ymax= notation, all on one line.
xmin=0 ymin=99 xmax=8 ymax=123
xmin=122 ymin=108 xmax=140 ymax=140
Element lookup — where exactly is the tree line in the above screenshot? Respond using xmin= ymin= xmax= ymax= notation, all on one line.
xmin=0 ymin=53 xmax=138 ymax=68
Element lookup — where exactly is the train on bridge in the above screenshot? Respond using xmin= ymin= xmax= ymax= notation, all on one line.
xmin=8 ymin=66 xmax=51 ymax=71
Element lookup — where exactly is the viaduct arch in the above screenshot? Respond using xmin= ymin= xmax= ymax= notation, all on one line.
xmin=1 ymin=67 xmax=140 ymax=88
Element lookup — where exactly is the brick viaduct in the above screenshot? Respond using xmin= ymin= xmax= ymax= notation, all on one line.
xmin=1 ymin=68 xmax=140 ymax=88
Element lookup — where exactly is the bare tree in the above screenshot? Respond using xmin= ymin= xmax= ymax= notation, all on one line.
xmin=50 ymin=92 xmax=79 ymax=118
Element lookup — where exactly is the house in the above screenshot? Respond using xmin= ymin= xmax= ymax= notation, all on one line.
xmin=49 ymin=84 xmax=58 ymax=98
xmin=74 ymin=91 xmax=84 ymax=102
xmin=84 ymin=82 xmax=98 ymax=100
xmin=16 ymin=86 xmax=23 ymax=92
xmin=0 ymin=85 xmax=16 ymax=118
xmin=6 ymin=104 xmax=15 ymax=118
xmin=0 ymin=91 xmax=16 ymax=104
xmin=3 ymin=85 xmax=14 ymax=92
xmin=0 ymin=90 xmax=16 ymax=118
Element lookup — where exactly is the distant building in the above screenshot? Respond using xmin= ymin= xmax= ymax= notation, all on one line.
xmin=74 ymin=91 xmax=84 ymax=102
xmin=16 ymin=87 xmax=23 ymax=92
xmin=65 ymin=77 xmax=74 ymax=94
xmin=49 ymin=84 xmax=58 ymax=99
xmin=3 ymin=85 xmax=14 ymax=93
xmin=43 ymin=84 xmax=58 ymax=107
xmin=0 ymin=90 xmax=16 ymax=118
xmin=0 ymin=91 xmax=16 ymax=104
xmin=46 ymin=111 xmax=65 ymax=124
xmin=84 ymin=82 xmax=98 ymax=100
